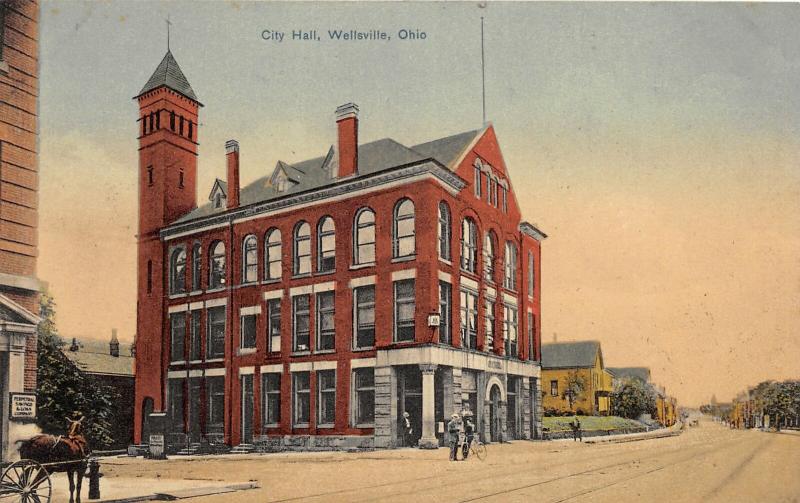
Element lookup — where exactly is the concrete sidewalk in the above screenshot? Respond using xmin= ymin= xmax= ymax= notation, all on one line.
xmin=50 ymin=471 xmax=258 ymax=502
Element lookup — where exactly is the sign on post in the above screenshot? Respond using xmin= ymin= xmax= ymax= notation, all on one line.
xmin=148 ymin=434 xmax=166 ymax=459
xmin=9 ymin=393 xmax=36 ymax=421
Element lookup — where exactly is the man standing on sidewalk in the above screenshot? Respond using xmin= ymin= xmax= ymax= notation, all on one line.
xmin=447 ymin=413 xmax=461 ymax=461
xmin=462 ymin=413 xmax=475 ymax=460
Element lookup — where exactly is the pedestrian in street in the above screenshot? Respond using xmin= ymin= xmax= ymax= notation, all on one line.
xmin=575 ymin=417 xmax=583 ymax=442
xmin=402 ymin=412 xmax=414 ymax=447
xmin=447 ymin=413 xmax=461 ymax=461
xmin=462 ymin=413 xmax=475 ymax=460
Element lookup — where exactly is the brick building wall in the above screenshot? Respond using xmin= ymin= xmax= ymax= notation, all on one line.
xmin=0 ymin=0 xmax=39 ymax=393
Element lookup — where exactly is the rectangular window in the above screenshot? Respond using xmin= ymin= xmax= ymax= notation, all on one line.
xmin=316 ymin=291 xmax=335 ymax=351
xmin=550 ymin=380 xmax=558 ymax=397
xmin=317 ymin=370 xmax=336 ymax=426
xmin=170 ymin=313 xmax=186 ymax=362
xmin=394 ymin=280 xmax=415 ymax=342
xmin=207 ymin=306 xmax=226 ymax=359
xmin=189 ymin=310 xmax=202 ymax=361
xmin=293 ymin=372 xmax=311 ymax=426
xmin=293 ymin=295 xmax=311 ymax=352
xmin=460 ymin=289 xmax=478 ymax=349
xmin=168 ymin=379 xmax=184 ymax=429
xmin=240 ymin=313 xmax=257 ymax=349
xmin=261 ymin=373 xmax=281 ymax=428
xmin=528 ymin=252 xmax=534 ymax=298
xmin=439 ymin=282 xmax=451 ymax=344
xmin=354 ymin=285 xmax=375 ymax=349
xmin=484 ymin=300 xmax=495 ymax=352
xmin=207 ymin=377 xmax=225 ymax=430
xmin=492 ymin=179 xmax=498 ymax=207
xmin=528 ymin=312 xmax=535 ymax=361
xmin=353 ymin=368 xmax=375 ymax=426
xmin=501 ymin=186 xmax=508 ymax=212
xmin=267 ymin=299 xmax=281 ymax=353
xmin=474 ymin=165 xmax=482 ymax=197
xmin=503 ymin=304 xmax=518 ymax=357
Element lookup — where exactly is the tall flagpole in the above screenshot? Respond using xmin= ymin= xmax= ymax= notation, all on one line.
xmin=481 ymin=16 xmax=486 ymax=126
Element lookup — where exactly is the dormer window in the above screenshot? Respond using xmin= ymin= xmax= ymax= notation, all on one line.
xmin=275 ymin=172 xmax=288 ymax=193
xmin=214 ymin=194 xmax=223 ymax=208
xmin=209 ymin=179 xmax=228 ymax=209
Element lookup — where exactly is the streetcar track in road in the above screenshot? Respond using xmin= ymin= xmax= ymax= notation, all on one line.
xmin=458 ymin=434 xmax=753 ymax=503
xmin=270 ymin=430 xmax=743 ymax=503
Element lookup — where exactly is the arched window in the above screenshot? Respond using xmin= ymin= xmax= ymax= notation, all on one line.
xmin=317 ymin=216 xmax=336 ymax=272
xmin=484 ymin=231 xmax=496 ymax=282
xmin=264 ymin=228 xmax=282 ymax=280
xmin=354 ymin=208 xmax=376 ymax=265
xmin=393 ymin=199 xmax=415 ymax=258
xmin=438 ymin=202 xmax=451 ymax=260
xmin=293 ymin=222 xmax=311 ymax=275
xmin=169 ymin=247 xmax=186 ymax=294
xmin=460 ymin=218 xmax=478 ymax=273
xmin=242 ymin=235 xmax=258 ymax=284
xmin=191 ymin=242 xmax=202 ymax=291
xmin=209 ymin=241 xmax=226 ymax=289
xmin=504 ymin=241 xmax=517 ymax=290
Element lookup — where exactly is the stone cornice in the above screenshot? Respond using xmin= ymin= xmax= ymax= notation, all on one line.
xmin=161 ymin=160 xmax=466 ymax=240
xmin=519 ymin=221 xmax=548 ymax=241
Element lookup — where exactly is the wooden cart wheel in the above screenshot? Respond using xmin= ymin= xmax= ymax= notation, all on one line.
xmin=0 ymin=460 xmax=52 ymax=502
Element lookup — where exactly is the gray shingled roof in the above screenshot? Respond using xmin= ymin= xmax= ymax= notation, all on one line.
xmin=541 ymin=341 xmax=601 ymax=369
xmin=607 ymin=367 xmax=651 ymax=383
xmin=176 ymin=129 xmax=481 ymax=224
xmin=138 ymin=50 xmax=199 ymax=102
xmin=62 ymin=338 xmax=134 ymax=377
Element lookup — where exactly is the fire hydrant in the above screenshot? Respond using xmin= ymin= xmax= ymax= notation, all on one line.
xmin=88 ymin=457 xmax=102 ymax=500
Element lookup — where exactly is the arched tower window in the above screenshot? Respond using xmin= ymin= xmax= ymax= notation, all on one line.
xmin=461 ymin=218 xmax=478 ymax=273
xmin=393 ymin=199 xmax=415 ymax=258
xmin=169 ymin=247 xmax=187 ymax=295
xmin=264 ymin=229 xmax=282 ymax=280
xmin=354 ymin=208 xmax=376 ymax=265
xmin=242 ymin=235 xmax=258 ymax=284
xmin=191 ymin=243 xmax=202 ymax=291
xmin=317 ymin=216 xmax=336 ymax=272
xmin=209 ymin=241 xmax=226 ymax=289
xmin=293 ymin=222 xmax=311 ymax=276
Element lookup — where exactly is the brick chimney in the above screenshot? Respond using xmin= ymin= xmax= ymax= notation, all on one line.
xmin=335 ymin=103 xmax=359 ymax=178
xmin=110 ymin=328 xmax=120 ymax=357
xmin=226 ymin=140 xmax=240 ymax=209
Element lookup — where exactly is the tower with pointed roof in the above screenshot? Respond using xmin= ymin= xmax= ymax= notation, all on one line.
xmin=134 ymin=50 xmax=201 ymax=443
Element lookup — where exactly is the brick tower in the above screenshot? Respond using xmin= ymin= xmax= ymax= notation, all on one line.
xmin=133 ymin=50 xmax=200 ymax=443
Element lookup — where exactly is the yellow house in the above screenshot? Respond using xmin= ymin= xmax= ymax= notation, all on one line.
xmin=541 ymin=341 xmax=613 ymax=415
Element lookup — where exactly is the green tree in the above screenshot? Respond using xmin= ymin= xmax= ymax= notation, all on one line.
xmin=611 ymin=377 xmax=657 ymax=419
xmin=562 ymin=370 xmax=587 ymax=411
xmin=36 ymin=291 xmax=120 ymax=449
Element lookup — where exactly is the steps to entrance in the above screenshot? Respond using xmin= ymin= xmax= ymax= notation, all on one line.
xmin=230 ymin=443 xmax=255 ymax=454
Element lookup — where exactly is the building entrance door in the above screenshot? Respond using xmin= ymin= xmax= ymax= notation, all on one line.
xmin=241 ymin=375 xmax=253 ymax=444
xmin=397 ymin=366 xmax=422 ymax=447
xmin=489 ymin=384 xmax=501 ymax=442
xmin=189 ymin=379 xmax=202 ymax=442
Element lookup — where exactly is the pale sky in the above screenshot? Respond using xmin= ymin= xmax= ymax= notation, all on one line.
xmin=37 ymin=2 xmax=800 ymax=406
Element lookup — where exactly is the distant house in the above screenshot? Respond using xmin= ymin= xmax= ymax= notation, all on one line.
xmin=607 ymin=367 xmax=652 ymax=386
xmin=541 ymin=341 xmax=613 ymax=415
xmin=62 ymin=330 xmax=135 ymax=449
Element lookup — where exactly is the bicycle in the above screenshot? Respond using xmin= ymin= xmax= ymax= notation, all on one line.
xmin=459 ymin=434 xmax=487 ymax=461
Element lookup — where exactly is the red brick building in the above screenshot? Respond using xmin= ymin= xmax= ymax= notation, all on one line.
xmin=0 ymin=0 xmax=41 ymax=463
xmin=133 ymin=50 xmax=546 ymax=451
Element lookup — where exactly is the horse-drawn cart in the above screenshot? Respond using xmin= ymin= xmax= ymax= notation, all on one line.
xmin=0 ymin=458 xmax=55 ymax=502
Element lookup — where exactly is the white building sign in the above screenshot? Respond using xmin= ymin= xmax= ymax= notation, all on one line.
xmin=9 ymin=393 xmax=36 ymax=420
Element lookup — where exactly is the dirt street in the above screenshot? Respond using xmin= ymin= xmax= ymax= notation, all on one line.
xmin=98 ymin=420 xmax=800 ymax=502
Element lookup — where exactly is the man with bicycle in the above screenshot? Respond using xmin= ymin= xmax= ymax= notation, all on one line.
xmin=447 ymin=413 xmax=461 ymax=461
xmin=461 ymin=412 xmax=475 ymax=460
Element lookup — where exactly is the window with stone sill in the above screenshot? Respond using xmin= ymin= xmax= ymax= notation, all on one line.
xmin=317 ymin=370 xmax=336 ymax=426
xmin=191 ymin=243 xmax=202 ymax=291
xmin=293 ymin=294 xmax=311 ymax=352
xmin=354 ymin=285 xmax=375 ymax=349
xmin=209 ymin=241 xmax=226 ymax=289
xmin=394 ymin=279 xmax=415 ymax=343
xmin=353 ymin=368 xmax=375 ymax=426
xmin=262 ymin=373 xmax=281 ymax=427
xmin=393 ymin=198 xmax=416 ymax=259
xmin=437 ymin=201 xmax=451 ymax=261
xmin=242 ymin=235 xmax=258 ymax=284
xmin=207 ymin=306 xmax=226 ymax=359
xmin=461 ymin=218 xmax=478 ymax=273
xmin=316 ymin=291 xmax=335 ymax=351
xmin=293 ymin=372 xmax=311 ymax=426
xmin=264 ymin=228 xmax=282 ymax=280
xmin=354 ymin=208 xmax=376 ymax=266
xmin=169 ymin=312 xmax=186 ymax=363
xmin=240 ymin=313 xmax=257 ymax=349
xmin=293 ymin=221 xmax=311 ymax=276
xmin=189 ymin=310 xmax=202 ymax=361
xmin=169 ymin=247 xmax=187 ymax=295
xmin=267 ymin=298 xmax=281 ymax=353
xmin=317 ymin=216 xmax=336 ymax=273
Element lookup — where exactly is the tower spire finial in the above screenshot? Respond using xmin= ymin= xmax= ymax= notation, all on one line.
xmin=166 ymin=15 xmax=172 ymax=51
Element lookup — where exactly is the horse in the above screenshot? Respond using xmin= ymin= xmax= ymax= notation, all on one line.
xmin=17 ymin=416 xmax=91 ymax=503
